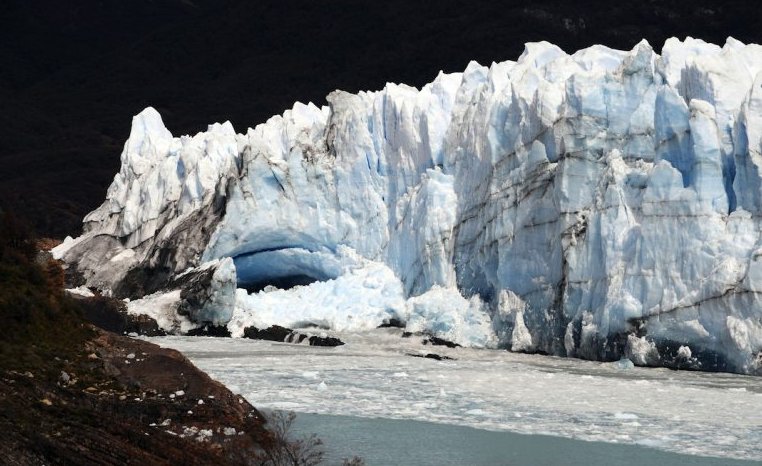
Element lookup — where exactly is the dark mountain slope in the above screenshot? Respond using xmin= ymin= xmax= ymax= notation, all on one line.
xmin=1 ymin=0 xmax=760 ymax=237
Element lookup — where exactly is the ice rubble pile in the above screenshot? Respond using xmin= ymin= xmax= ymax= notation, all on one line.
xmin=55 ymin=38 xmax=762 ymax=374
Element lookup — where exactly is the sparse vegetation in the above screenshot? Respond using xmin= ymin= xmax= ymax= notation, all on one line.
xmin=257 ymin=411 xmax=325 ymax=466
xmin=0 ymin=210 xmax=92 ymax=373
xmin=255 ymin=410 xmax=366 ymax=466
xmin=341 ymin=456 xmax=366 ymax=466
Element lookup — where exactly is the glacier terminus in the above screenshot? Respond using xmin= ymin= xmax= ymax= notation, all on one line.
xmin=54 ymin=37 xmax=762 ymax=375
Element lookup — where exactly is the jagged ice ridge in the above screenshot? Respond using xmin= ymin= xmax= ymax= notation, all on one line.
xmin=55 ymin=37 xmax=762 ymax=374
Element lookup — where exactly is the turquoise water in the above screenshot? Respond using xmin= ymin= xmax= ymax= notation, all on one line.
xmin=292 ymin=413 xmax=760 ymax=466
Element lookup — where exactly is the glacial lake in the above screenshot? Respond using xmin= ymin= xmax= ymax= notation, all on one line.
xmin=291 ymin=413 xmax=757 ymax=466
xmin=148 ymin=330 xmax=762 ymax=464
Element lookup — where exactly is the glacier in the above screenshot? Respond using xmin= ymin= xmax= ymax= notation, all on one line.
xmin=54 ymin=37 xmax=762 ymax=375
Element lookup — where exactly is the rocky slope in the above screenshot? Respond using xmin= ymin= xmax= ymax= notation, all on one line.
xmin=0 ymin=329 xmax=275 ymax=465
xmin=0 ymin=213 xmax=319 ymax=465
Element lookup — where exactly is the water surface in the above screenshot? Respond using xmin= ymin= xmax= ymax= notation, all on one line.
xmin=291 ymin=413 xmax=759 ymax=466
xmin=148 ymin=330 xmax=762 ymax=461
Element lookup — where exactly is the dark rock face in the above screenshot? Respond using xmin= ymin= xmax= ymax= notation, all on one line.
xmin=242 ymin=325 xmax=345 ymax=347
xmin=186 ymin=325 xmax=232 ymax=338
xmin=422 ymin=335 xmax=461 ymax=349
xmin=401 ymin=332 xmax=461 ymax=348
xmin=307 ymin=335 xmax=344 ymax=347
xmin=408 ymin=353 xmax=456 ymax=361
xmin=243 ymin=325 xmax=293 ymax=342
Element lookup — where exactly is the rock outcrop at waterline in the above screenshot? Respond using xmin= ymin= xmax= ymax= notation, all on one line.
xmin=55 ymin=37 xmax=762 ymax=374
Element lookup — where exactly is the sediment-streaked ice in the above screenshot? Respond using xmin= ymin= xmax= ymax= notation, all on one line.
xmin=58 ymin=37 xmax=762 ymax=373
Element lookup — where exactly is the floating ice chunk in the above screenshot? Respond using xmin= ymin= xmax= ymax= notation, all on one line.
xmin=126 ymin=290 xmax=194 ymax=333
xmin=510 ymin=310 xmax=533 ymax=352
xmin=614 ymin=358 xmax=635 ymax=370
xmin=676 ymin=346 xmax=692 ymax=360
xmin=406 ymin=287 xmax=496 ymax=349
xmin=626 ymin=336 xmax=659 ymax=366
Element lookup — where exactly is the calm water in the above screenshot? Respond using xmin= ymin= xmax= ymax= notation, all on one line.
xmin=291 ymin=413 xmax=760 ymax=466
xmin=148 ymin=330 xmax=762 ymax=462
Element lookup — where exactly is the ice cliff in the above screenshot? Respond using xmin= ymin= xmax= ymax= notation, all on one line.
xmin=55 ymin=37 xmax=762 ymax=374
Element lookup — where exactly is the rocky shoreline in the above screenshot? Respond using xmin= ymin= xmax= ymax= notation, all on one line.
xmin=0 ymin=327 xmax=278 ymax=465
xmin=70 ymin=289 xmax=346 ymax=347
xmin=0 ymin=218 xmax=333 ymax=465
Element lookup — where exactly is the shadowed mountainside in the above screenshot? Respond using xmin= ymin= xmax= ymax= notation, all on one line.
xmin=1 ymin=0 xmax=760 ymax=237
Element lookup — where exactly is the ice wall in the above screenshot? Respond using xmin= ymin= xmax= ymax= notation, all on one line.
xmin=55 ymin=37 xmax=762 ymax=374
